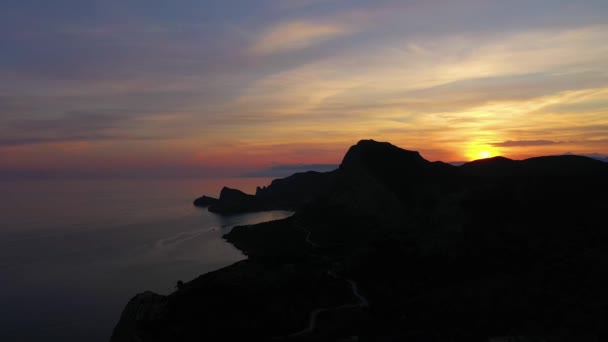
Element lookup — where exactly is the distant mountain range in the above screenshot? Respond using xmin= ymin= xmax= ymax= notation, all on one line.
xmin=113 ymin=139 xmax=608 ymax=342
xmin=448 ymin=152 xmax=608 ymax=167
xmin=561 ymin=152 xmax=608 ymax=163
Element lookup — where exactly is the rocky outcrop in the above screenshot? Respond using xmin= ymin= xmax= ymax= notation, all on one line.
xmin=208 ymin=187 xmax=256 ymax=213
xmin=192 ymin=195 xmax=218 ymax=207
xmin=111 ymin=292 xmax=168 ymax=342
xmin=255 ymin=170 xmax=335 ymax=205
xmin=196 ymin=171 xmax=337 ymax=214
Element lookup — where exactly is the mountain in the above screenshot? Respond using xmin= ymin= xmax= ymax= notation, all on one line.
xmin=113 ymin=139 xmax=608 ymax=342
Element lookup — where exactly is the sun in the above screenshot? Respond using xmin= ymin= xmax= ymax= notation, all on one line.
xmin=466 ymin=146 xmax=499 ymax=160
xmin=464 ymin=141 xmax=500 ymax=160
xmin=477 ymin=150 xmax=493 ymax=159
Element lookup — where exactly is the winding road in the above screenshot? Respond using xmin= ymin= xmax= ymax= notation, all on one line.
xmin=281 ymin=223 xmax=370 ymax=338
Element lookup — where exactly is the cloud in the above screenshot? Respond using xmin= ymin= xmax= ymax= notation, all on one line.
xmin=0 ymin=110 xmax=181 ymax=147
xmin=239 ymin=24 xmax=608 ymax=114
xmin=251 ymin=20 xmax=353 ymax=55
xmin=0 ymin=133 xmax=158 ymax=147
xmin=273 ymin=0 xmax=335 ymax=10
xmin=491 ymin=140 xmax=562 ymax=147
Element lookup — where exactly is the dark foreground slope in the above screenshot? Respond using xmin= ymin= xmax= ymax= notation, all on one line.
xmin=113 ymin=140 xmax=608 ymax=342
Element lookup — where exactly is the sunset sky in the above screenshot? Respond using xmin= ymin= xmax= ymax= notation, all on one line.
xmin=1 ymin=0 xmax=607 ymax=178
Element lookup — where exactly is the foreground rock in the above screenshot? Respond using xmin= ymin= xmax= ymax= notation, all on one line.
xmin=114 ymin=139 xmax=608 ymax=341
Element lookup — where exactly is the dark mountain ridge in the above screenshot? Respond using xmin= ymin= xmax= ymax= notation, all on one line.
xmin=113 ymin=139 xmax=608 ymax=342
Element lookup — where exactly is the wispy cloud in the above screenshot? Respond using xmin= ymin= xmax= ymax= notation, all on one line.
xmin=491 ymin=140 xmax=562 ymax=147
xmin=0 ymin=110 xmax=187 ymax=147
xmin=251 ymin=20 xmax=353 ymax=55
xmin=273 ymin=0 xmax=335 ymax=10
xmin=239 ymin=24 xmax=608 ymax=113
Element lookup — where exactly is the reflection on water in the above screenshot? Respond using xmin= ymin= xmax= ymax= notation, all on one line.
xmin=0 ymin=178 xmax=291 ymax=342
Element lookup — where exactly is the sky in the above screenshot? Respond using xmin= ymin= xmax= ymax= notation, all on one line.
xmin=1 ymin=0 xmax=607 ymax=179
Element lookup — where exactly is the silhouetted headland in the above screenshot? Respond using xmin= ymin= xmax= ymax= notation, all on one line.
xmin=194 ymin=170 xmax=337 ymax=214
xmin=191 ymin=195 xmax=218 ymax=207
xmin=113 ymin=139 xmax=608 ymax=342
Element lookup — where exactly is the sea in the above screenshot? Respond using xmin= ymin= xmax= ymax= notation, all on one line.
xmin=0 ymin=178 xmax=293 ymax=342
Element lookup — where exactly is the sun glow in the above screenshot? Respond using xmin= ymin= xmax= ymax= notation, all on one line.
xmin=477 ymin=150 xmax=493 ymax=159
xmin=465 ymin=144 xmax=500 ymax=161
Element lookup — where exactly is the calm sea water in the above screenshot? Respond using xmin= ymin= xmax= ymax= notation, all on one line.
xmin=0 ymin=178 xmax=292 ymax=342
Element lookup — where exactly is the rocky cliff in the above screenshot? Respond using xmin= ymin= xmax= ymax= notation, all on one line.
xmin=193 ymin=170 xmax=337 ymax=214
